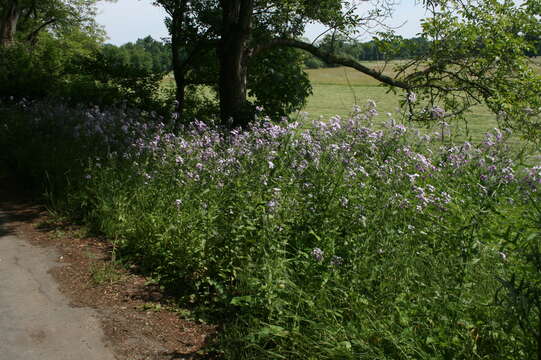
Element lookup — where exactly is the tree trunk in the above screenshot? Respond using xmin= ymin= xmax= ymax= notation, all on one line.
xmin=218 ymin=0 xmax=253 ymax=128
xmin=171 ymin=13 xmax=186 ymax=122
xmin=172 ymin=56 xmax=186 ymax=131
xmin=167 ymin=0 xmax=190 ymax=129
xmin=173 ymin=70 xmax=186 ymax=117
xmin=0 ymin=0 xmax=20 ymax=47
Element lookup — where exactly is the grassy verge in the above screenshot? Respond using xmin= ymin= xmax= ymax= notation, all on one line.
xmin=2 ymin=98 xmax=541 ymax=359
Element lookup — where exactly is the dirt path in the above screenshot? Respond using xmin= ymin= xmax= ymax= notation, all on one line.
xmin=0 ymin=176 xmax=215 ymax=360
xmin=0 ymin=210 xmax=116 ymax=360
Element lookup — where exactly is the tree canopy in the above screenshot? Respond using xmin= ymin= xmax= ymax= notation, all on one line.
xmin=0 ymin=0 xmax=108 ymax=46
xmin=153 ymin=0 xmax=541 ymax=136
xmin=398 ymin=0 xmax=541 ymax=135
xmin=101 ymin=36 xmax=172 ymax=73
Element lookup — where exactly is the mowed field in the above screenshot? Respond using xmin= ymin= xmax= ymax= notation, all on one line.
xmin=300 ymin=64 xmax=498 ymax=143
xmin=163 ymin=60 xmax=541 ymax=143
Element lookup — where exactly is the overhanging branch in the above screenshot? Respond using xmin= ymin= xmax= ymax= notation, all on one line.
xmin=26 ymin=17 xmax=55 ymax=43
xmin=252 ymin=38 xmax=411 ymax=90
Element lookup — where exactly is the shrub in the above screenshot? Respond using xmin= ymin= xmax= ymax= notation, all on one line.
xmin=0 ymin=36 xmax=172 ymax=115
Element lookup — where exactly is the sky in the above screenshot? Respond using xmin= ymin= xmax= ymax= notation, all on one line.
xmin=95 ymin=0 xmax=428 ymax=45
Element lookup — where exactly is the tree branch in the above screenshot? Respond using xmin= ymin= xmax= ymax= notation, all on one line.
xmin=26 ymin=17 xmax=55 ymax=44
xmin=252 ymin=38 xmax=411 ymax=90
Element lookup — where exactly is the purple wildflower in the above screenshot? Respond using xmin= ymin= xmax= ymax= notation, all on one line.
xmin=430 ymin=106 xmax=445 ymax=118
xmin=311 ymin=248 xmax=324 ymax=262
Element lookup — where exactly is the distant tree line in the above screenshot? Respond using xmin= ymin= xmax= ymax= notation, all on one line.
xmin=98 ymin=33 xmax=541 ymax=74
xmin=100 ymin=35 xmax=432 ymax=72
xmin=303 ymin=34 xmax=541 ymax=68
xmin=101 ymin=36 xmax=172 ymax=73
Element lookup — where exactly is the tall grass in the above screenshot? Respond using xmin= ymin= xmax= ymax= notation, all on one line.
xmin=1 ymin=97 xmax=541 ymax=359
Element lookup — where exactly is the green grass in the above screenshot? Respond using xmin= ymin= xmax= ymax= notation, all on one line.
xmin=3 ymin=97 xmax=541 ymax=359
xmin=160 ymin=63 xmax=520 ymax=144
xmin=89 ymin=261 xmax=124 ymax=286
xmin=303 ymin=63 xmax=400 ymax=86
xmin=301 ymin=66 xmax=500 ymax=144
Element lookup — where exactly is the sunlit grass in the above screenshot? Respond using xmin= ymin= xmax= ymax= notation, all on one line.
xmin=161 ymin=63 xmax=531 ymax=144
xmin=304 ymin=62 xmax=406 ymax=86
xmin=302 ymin=66 xmax=504 ymax=144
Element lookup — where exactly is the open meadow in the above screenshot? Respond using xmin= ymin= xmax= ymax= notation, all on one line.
xmin=161 ymin=63 xmax=509 ymax=143
xmin=300 ymin=65 xmax=499 ymax=144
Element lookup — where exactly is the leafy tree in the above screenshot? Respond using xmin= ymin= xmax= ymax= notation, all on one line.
xmin=0 ymin=25 xmax=103 ymax=98
xmin=154 ymin=0 xmax=220 ymax=121
xmin=0 ymin=0 xmax=107 ymax=47
xmin=248 ymin=46 xmax=312 ymax=118
xmin=157 ymin=0 xmax=541 ymax=137
xmin=0 ymin=0 xmax=110 ymax=100
xmin=397 ymin=0 xmax=541 ymax=137
xmin=155 ymin=0 xmax=383 ymax=126
xmin=101 ymin=37 xmax=172 ymax=74
xmin=0 ymin=2 xmax=169 ymax=113
xmin=215 ymin=0 xmax=383 ymax=126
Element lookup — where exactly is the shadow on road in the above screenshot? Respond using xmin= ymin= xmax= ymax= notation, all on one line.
xmin=0 ymin=216 xmax=12 ymax=237
xmin=0 ymin=175 xmax=44 ymax=238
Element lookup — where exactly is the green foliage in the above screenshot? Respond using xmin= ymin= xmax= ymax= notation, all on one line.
xmin=303 ymin=54 xmax=326 ymax=69
xmin=396 ymin=0 xmax=541 ymax=138
xmin=69 ymin=52 xmax=170 ymax=113
xmin=0 ymin=27 xmax=102 ymax=98
xmin=0 ymin=0 xmax=107 ymax=45
xmin=101 ymin=36 xmax=172 ymax=74
xmin=493 ymin=194 xmax=541 ymax=357
xmin=0 ymin=41 xmax=62 ymax=99
xmin=173 ymin=84 xmax=220 ymax=123
xmin=0 ymin=1 xmax=174 ymax=114
xmin=0 ymin=31 xmax=172 ymax=114
xmin=4 ymin=97 xmax=541 ymax=358
xmin=249 ymin=47 xmax=312 ymax=118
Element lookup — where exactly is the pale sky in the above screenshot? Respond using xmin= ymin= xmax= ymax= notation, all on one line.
xmin=96 ymin=0 xmax=427 ymax=45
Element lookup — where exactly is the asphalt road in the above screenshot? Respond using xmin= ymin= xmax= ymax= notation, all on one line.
xmin=0 ymin=210 xmax=116 ymax=360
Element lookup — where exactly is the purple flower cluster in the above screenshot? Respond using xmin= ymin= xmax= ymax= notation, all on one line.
xmin=10 ymin=99 xmax=539 ymax=220
xmin=311 ymin=248 xmax=324 ymax=262
xmin=523 ymin=165 xmax=541 ymax=191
